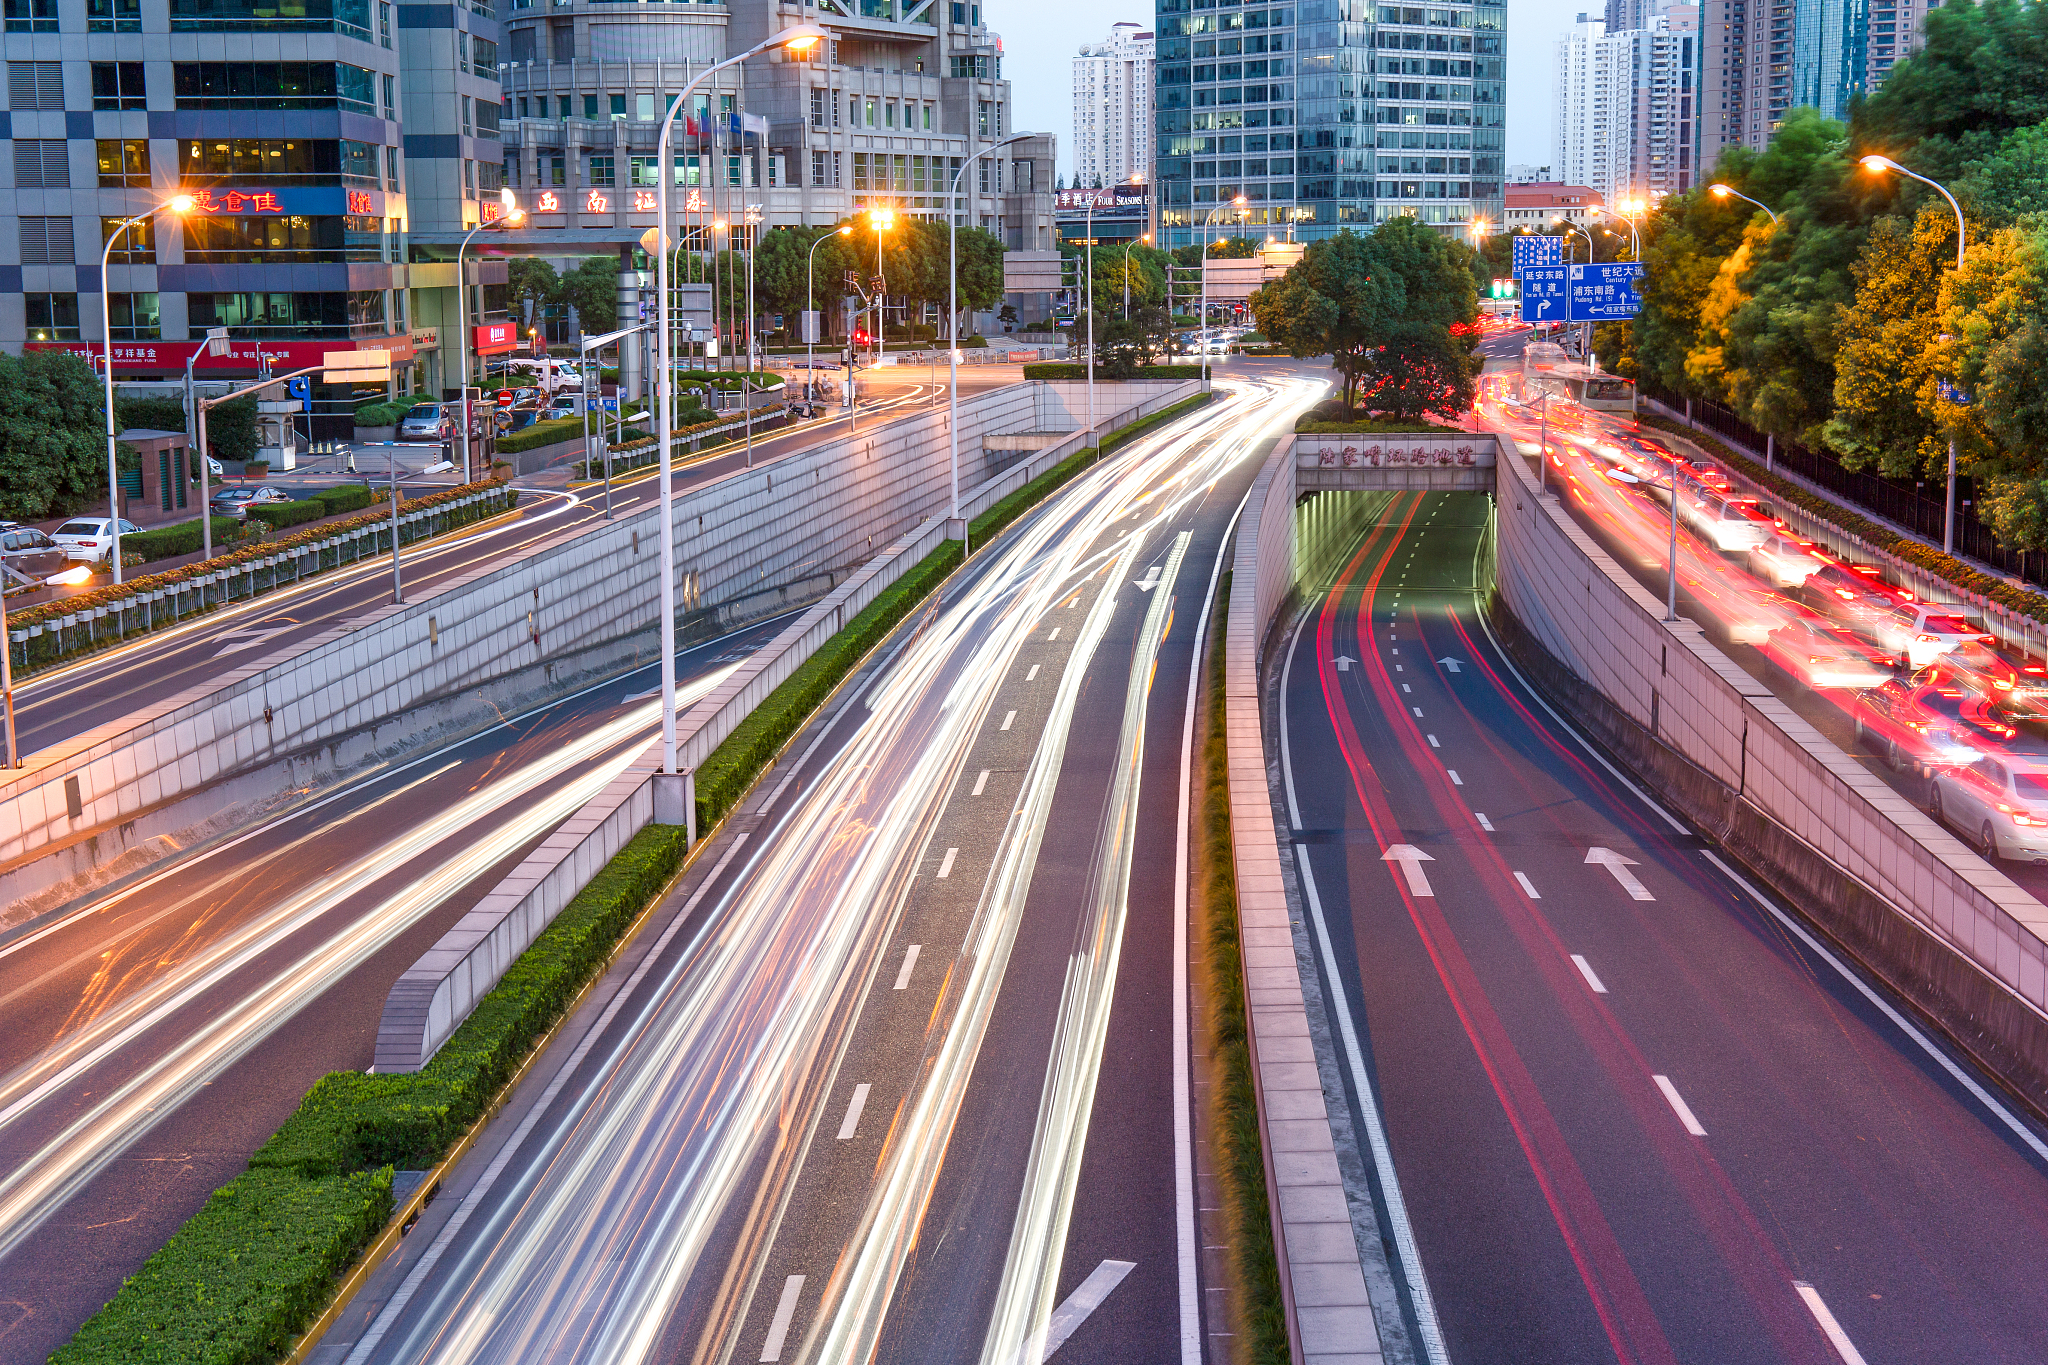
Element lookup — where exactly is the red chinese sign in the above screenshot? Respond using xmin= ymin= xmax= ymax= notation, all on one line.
xmin=347 ymin=189 xmax=374 ymax=214
xmin=684 ymin=188 xmax=704 ymax=213
xmin=24 ymin=335 xmax=416 ymax=371
xmin=633 ymin=191 xmax=657 ymax=212
xmin=474 ymin=322 xmax=520 ymax=355
xmin=585 ymin=189 xmax=609 ymax=213
xmin=480 ymin=200 xmax=502 ymax=222
xmin=186 ymin=189 xmax=284 ymax=214
xmin=537 ymin=190 xmax=561 ymax=212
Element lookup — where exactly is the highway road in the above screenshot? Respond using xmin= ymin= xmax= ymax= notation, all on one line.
xmin=12 ymin=372 xmax=1011 ymax=761
xmin=0 ymin=621 xmax=787 ymax=1364
xmin=311 ymin=372 xmax=1327 ymax=1365
xmin=1282 ymin=488 xmax=2048 ymax=1364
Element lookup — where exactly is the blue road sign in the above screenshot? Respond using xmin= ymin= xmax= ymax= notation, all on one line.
xmin=1519 ymin=266 xmax=1569 ymax=322
xmin=1512 ymin=235 xmax=1563 ymax=275
xmin=285 ymin=375 xmax=313 ymax=412
xmin=1568 ymin=262 xmax=1645 ymax=321
xmin=1937 ymin=379 xmax=1971 ymax=406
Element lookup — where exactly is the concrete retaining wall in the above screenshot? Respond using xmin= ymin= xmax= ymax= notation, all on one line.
xmin=0 ymin=380 xmax=1184 ymax=927
xmin=1226 ymin=443 xmax=1385 ymax=1365
xmin=1492 ymin=434 xmax=2048 ymax=1112
xmin=370 ymin=379 xmax=1203 ymax=1072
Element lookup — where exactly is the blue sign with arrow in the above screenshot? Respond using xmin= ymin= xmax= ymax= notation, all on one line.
xmin=285 ymin=375 xmax=313 ymax=412
xmin=1512 ymin=235 xmax=1563 ymax=275
xmin=1519 ymin=266 xmax=1569 ymax=322
xmin=1567 ymin=262 xmax=1645 ymax=321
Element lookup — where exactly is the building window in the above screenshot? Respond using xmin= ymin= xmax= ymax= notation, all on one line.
xmin=19 ymin=216 xmax=75 ymax=265
xmin=478 ymin=160 xmax=502 ymax=193
xmin=812 ymin=149 xmax=826 ymax=186
xmin=387 ymin=145 xmax=401 ymax=189
xmin=107 ymin=292 xmax=161 ymax=340
xmin=864 ymin=97 xmax=876 ymax=127
xmin=93 ymin=62 xmax=148 ymax=110
xmin=24 ymin=293 xmax=81 ymax=341
xmin=101 ymin=216 xmax=155 ymax=263
xmin=168 ymin=0 xmax=372 ymax=38
xmin=172 ymin=63 xmax=377 ymax=114
xmin=464 ymin=158 xmax=476 ymax=199
xmin=582 ymin=92 xmax=598 ymax=120
xmin=630 ymin=155 xmax=660 ymax=186
xmin=13 ymin=140 xmax=69 ymax=188
xmin=463 ymin=94 xmax=473 ymax=135
xmin=382 ymin=72 xmax=396 ymax=119
xmin=188 ymin=291 xmax=379 ymax=338
xmin=977 ymin=100 xmax=989 ymax=136
xmin=380 ymin=0 xmax=391 ymax=45
xmin=97 ymin=139 xmax=151 ymax=187
xmin=588 ymin=154 xmax=614 ymax=185
xmin=6 ymin=0 xmax=59 ymax=32
xmin=923 ymin=103 xmax=933 ymax=130
xmin=885 ymin=100 xmax=896 ymax=128
xmin=459 ymin=32 xmax=470 ymax=73
xmin=476 ymin=99 xmax=500 ymax=139
xmin=810 ymin=87 xmax=825 ymax=128
xmin=609 ymin=93 xmax=625 ymax=119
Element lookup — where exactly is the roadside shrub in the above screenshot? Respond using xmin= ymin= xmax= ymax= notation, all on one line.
xmin=352 ymin=397 xmax=427 ymax=427
xmin=124 ymin=516 xmax=245 ymax=561
xmin=312 ymin=484 xmax=375 ymax=516
xmin=248 ymin=499 xmax=328 ymax=530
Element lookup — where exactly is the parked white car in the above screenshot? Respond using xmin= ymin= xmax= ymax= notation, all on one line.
xmin=1931 ymin=754 xmax=2048 ymax=861
xmin=52 ymin=517 xmax=142 ymax=562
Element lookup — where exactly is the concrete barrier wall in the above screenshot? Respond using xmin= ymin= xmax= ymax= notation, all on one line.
xmin=0 ymin=381 xmax=1182 ymax=924
xmin=1225 ymin=442 xmax=1385 ymax=1365
xmin=1492 ymin=434 xmax=2048 ymax=1109
xmin=372 ymin=379 xmax=1202 ymax=1071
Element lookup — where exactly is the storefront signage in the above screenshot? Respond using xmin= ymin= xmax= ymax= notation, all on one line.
xmin=186 ymin=189 xmax=286 ymax=213
xmin=474 ymin=322 xmax=520 ymax=355
xmin=25 ymin=335 xmax=417 ymax=372
xmin=536 ymin=190 xmax=561 ymax=212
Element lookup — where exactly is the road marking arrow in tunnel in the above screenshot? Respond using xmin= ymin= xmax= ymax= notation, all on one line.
xmin=1438 ymin=656 xmax=1463 ymax=673
xmin=1333 ymin=654 xmax=1357 ymax=671
xmin=1134 ymin=565 xmax=1162 ymax=591
xmin=1382 ymin=845 xmax=1437 ymax=897
xmin=1586 ymin=847 xmax=1656 ymax=901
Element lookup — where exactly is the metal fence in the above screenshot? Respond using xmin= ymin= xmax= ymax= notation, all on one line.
xmin=1640 ymin=382 xmax=2045 ymax=587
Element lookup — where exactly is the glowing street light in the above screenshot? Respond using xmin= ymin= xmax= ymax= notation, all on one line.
xmin=1708 ymin=182 xmax=1779 ymax=226
xmin=100 ymin=193 xmax=196 ymax=583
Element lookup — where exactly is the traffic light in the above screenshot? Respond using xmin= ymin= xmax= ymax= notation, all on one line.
xmin=853 ymin=327 xmax=870 ymax=347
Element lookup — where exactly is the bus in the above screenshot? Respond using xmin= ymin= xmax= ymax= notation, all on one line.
xmin=1521 ymin=349 xmax=1637 ymax=418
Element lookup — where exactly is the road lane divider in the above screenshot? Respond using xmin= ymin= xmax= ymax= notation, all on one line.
xmin=759 ymin=1275 xmax=807 ymax=1362
xmin=892 ymin=944 xmax=921 ymax=990
xmin=973 ymin=769 xmax=991 ymax=795
xmin=1514 ymin=872 xmax=1542 ymax=899
xmin=1652 ymin=1076 xmax=1709 ymax=1137
xmin=1792 ymin=1282 xmax=1871 ymax=1365
xmin=836 ymin=1085 xmax=872 ymax=1141
xmin=937 ymin=848 xmax=959 ymax=879
xmin=1570 ymin=955 xmax=1609 ymax=993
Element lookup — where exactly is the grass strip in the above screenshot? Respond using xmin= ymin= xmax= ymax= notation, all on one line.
xmin=1199 ymin=572 xmax=1289 ymax=1364
xmin=1642 ymin=412 xmax=2048 ymax=627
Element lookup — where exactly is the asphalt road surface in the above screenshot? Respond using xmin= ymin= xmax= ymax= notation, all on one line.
xmin=12 ymin=373 xmax=1010 ymax=760
xmin=0 ymin=622 xmax=786 ymax=1364
xmin=311 ymin=372 xmax=1327 ymax=1365
xmin=1282 ymin=489 xmax=2048 ymax=1365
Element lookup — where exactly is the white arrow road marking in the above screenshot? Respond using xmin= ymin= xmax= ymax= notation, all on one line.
xmin=1134 ymin=566 xmax=1162 ymax=591
xmin=1793 ymin=1283 xmax=1871 ymax=1365
xmin=1438 ymin=656 xmax=1463 ymax=673
xmin=1586 ymin=846 xmax=1656 ymax=900
xmin=1037 ymin=1259 xmax=1138 ymax=1362
xmin=1653 ymin=1074 xmax=1708 ymax=1136
xmin=1382 ymin=844 xmax=1437 ymax=896
xmin=214 ymin=625 xmax=294 ymax=656
xmin=1333 ymin=654 xmax=1357 ymax=671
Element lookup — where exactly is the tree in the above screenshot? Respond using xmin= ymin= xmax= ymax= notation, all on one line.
xmin=1938 ymin=218 xmax=2048 ymax=548
xmin=1823 ymin=207 xmax=1952 ymax=477
xmin=560 ymin=257 xmax=620 ymax=340
xmin=0 ymin=350 xmax=113 ymax=520
xmin=505 ymin=257 xmax=560 ymax=328
xmin=1352 ymin=323 xmax=1480 ymax=421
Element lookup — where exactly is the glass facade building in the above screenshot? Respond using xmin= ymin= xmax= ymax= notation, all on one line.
xmin=1154 ymin=0 xmax=1504 ymax=248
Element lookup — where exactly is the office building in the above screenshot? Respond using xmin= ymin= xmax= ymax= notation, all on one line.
xmin=2 ymin=0 xmax=499 ymax=398
xmin=1503 ymin=180 xmax=1602 ymax=229
xmin=1073 ymin=23 xmax=1154 ymax=191
xmin=1152 ymin=0 xmax=1507 ymax=249
xmin=1699 ymin=0 xmax=1934 ymax=161
xmin=1552 ymin=5 xmax=1696 ymax=208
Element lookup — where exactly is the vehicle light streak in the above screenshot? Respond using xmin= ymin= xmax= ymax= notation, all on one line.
xmin=0 ymin=667 xmax=735 ymax=1267
xmin=350 ymin=378 xmax=1326 ymax=1365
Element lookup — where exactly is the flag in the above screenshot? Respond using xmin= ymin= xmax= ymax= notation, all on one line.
xmin=728 ymin=112 xmax=743 ymax=140
xmin=684 ymin=113 xmax=700 ymax=137
xmin=742 ymin=112 xmax=769 ymax=138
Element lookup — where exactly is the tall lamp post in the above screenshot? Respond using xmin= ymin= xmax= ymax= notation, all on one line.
xmin=455 ymin=188 xmax=527 ymax=483
xmin=1708 ymin=182 xmax=1778 ymax=226
xmin=1863 ymin=154 xmax=1967 ymax=554
xmin=1196 ymin=195 xmax=1248 ymax=387
xmin=654 ymin=22 xmax=829 ymax=829
xmin=807 ymin=223 xmax=853 ymax=405
xmin=946 ymin=132 xmax=1033 ymax=543
xmin=101 ymin=194 xmax=194 ymax=584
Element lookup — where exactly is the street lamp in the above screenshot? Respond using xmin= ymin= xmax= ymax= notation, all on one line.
xmin=456 ymin=188 xmax=527 ymax=484
xmin=1863 ymin=153 xmax=1967 ymax=553
xmin=807 ymin=224 xmax=853 ymax=406
xmin=1196 ymin=195 xmax=1248 ymax=386
xmin=654 ymin=22 xmax=831 ymax=825
xmin=1550 ymin=214 xmax=1595 ymax=261
xmin=947 ymin=131 xmax=1033 ymax=541
xmin=1708 ymin=182 xmax=1779 ymax=226
xmin=101 ymin=193 xmax=194 ymax=584
xmin=1085 ymin=173 xmax=1143 ymax=450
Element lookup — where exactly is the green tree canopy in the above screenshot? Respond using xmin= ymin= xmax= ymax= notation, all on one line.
xmin=0 ymin=350 xmax=112 ymax=521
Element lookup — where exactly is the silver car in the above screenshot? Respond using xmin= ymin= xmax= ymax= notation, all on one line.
xmin=1931 ymin=754 xmax=2048 ymax=861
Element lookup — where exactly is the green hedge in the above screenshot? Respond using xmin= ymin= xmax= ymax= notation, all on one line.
xmin=56 ymin=823 xmax=690 ymax=1362
xmin=125 ymin=516 xmax=247 ymax=562
xmin=495 ymin=415 xmax=587 ymax=454
xmin=692 ymin=542 xmax=963 ymax=830
xmin=352 ymin=396 xmax=429 ymax=427
xmin=248 ymin=499 xmax=329 ymax=530
xmin=313 ymin=484 xmax=375 ymax=516
xmin=1642 ymin=414 xmax=2048 ymax=629
xmin=1021 ymin=363 xmax=1207 ymax=380
xmin=51 ymin=1168 xmax=394 ymax=1365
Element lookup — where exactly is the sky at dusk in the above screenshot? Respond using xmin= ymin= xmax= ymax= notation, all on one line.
xmin=1004 ymin=0 xmax=1568 ymax=180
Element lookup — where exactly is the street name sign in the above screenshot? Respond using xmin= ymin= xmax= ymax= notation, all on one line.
xmin=1518 ymin=266 xmax=1569 ymax=322
xmin=1567 ymin=262 xmax=1645 ymax=321
xmin=1512 ymin=235 xmax=1562 ymax=275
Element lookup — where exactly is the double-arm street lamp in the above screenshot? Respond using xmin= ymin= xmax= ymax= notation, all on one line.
xmin=947 ymin=131 xmax=1034 ymax=541
xmin=1863 ymin=154 xmax=1967 ymax=554
xmin=456 ymin=188 xmax=528 ymax=483
xmin=1195 ymin=195 xmax=1248 ymax=385
xmin=806 ymin=224 xmax=853 ymax=404
xmin=1708 ymin=182 xmax=1779 ymax=226
xmin=102 ymin=193 xmax=195 ymax=583
xmin=654 ymin=23 xmax=830 ymax=826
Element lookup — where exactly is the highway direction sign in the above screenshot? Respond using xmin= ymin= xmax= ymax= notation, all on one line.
xmin=1518 ymin=266 xmax=1569 ymax=322
xmin=1568 ymin=262 xmax=1645 ymax=321
xmin=1512 ymin=235 xmax=1562 ymax=275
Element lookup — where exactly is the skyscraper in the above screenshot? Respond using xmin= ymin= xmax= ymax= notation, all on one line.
xmin=1152 ymin=0 xmax=1506 ymax=249
xmin=1073 ymin=23 xmax=1156 ymax=191
xmin=1556 ymin=4 xmax=1696 ymax=207
xmin=1698 ymin=0 xmax=1935 ymax=162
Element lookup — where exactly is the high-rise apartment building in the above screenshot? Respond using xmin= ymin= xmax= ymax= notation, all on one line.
xmin=1152 ymin=0 xmax=1506 ymax=249
xmin=1699 ymin=0 xmax=1936 ymax=162
xmin=1554 ymin=4 xmax=1696 ymax=208
xmin=1073 ymin=23 xmax=1154 ymax=190
xmin=2 ymin=0 xmax=499 ymax=395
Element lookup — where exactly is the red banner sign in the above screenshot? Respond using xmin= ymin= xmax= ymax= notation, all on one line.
xmin=474 ymin=322 xmax=520 ymax=355
xmin=24 ymin=334 xmax=417 ymax=372
xmin=186 ymin=189 xmax=286 ymax=214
